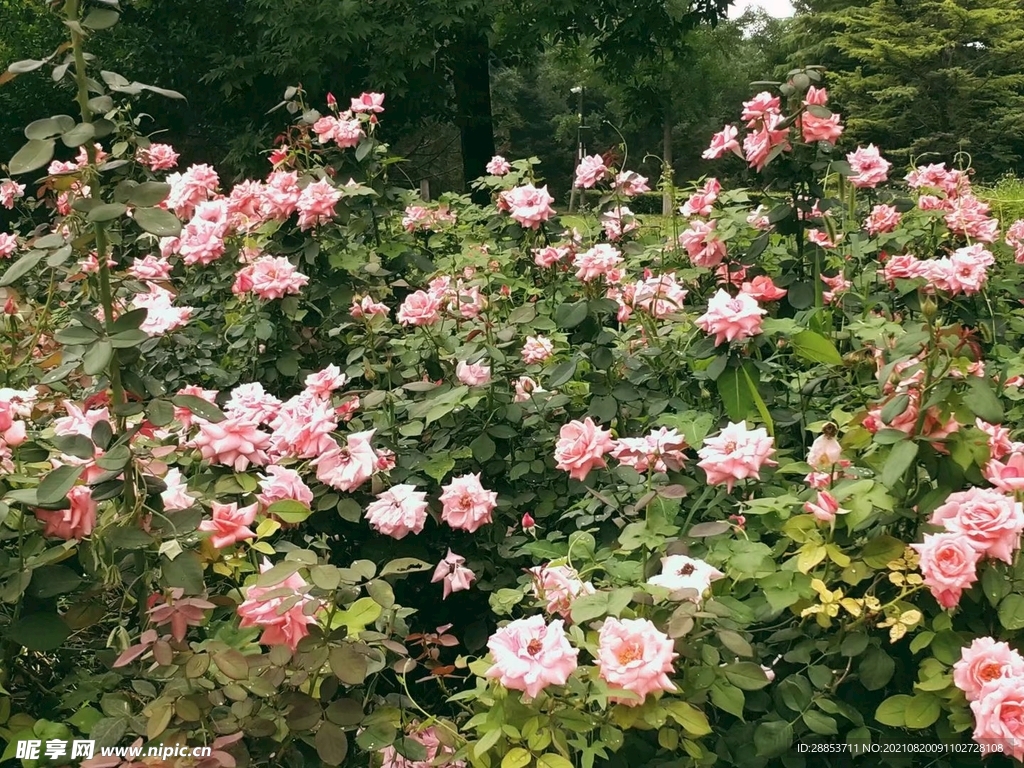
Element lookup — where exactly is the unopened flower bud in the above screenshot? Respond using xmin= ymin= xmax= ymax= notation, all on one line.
xmin=3 ymin=296 xmax=16 ymax=315
xmin=326 ymin=92 xmax=337 ymax=110
xmin=921 ymin=296 xmax=938 ymax=320
xmin=521 ymin=512 xmax=536 ymax=536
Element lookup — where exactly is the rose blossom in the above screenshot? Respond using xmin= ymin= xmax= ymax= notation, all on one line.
xmin=224 ymin=382 xmax=282 ymax=424
xmin=573 ymin=244 xmax=623 ymax=283
xmin=514 ymin=376 xmax=546 ymax=402
xmin=522 ymin=335 xmax=554 ymax=364
xmin=596 ymin=618 xmax=678 ymax=706
xmin=190 ymin=415 xmax=270 ymax=470
xmin=296 ymin=178 xmax=341 ymax=229
xmin=807 ymin=433 xmax=844 ymax=471
xmin=34 ymin=485 xmax=97 ymax=540
xmin=528 ymin=564 xmax=596 ymax=618
xmin=681 ymin=178 xmax=721 ymax=218
xmin=397 ymin=290 xmax=442 ymax=326
xmin=865 ymin=204 xmax=901 ymax=236
xmin=614 ymin=171 xmax=651 ymax=196
xmin=380 ymin=724 xmax=463 ymax=768
xmin=486 ymin=155 xmax=511 ymax=175
xmin=485 ymin=615 xmax=579 ymax=700
xmin=929 ymin=487 xmax=1024 ymax=564
xmin=846 ymin=145 xmax=890 ymax=188
xmin=236 ymin=256 xmax=310 ymax=300
xmin=697 ymin=420 xmax=777 ymax=491
xmin=985 ymin=453 xmax=1024 ymax=493
xmin=350 ymin=295 xmax=389 ymax=318
xmin=532 ymin=245 xmax=571 ymax=268
xmin=678 ymin=219 xmax=727 ymax=268
xmin=431 ymin=550 xmax=476 ymax=599
xmin=136 ymin=143 xmax=179 ymax=171
xmin=500 ymin=184 xmax=555 ymax=229
xmin=160 ymin=468 xmax=195 ymax=511
xmin=198 ymin=501 xmax=258 ymax=549
xmin=258 ymin=465 xmax=314 ymax=510
xmin=696 ymin=289 xmax=767 ymax=346
xmin=364 ymin=484 xmax=429 ymax=539
xmin=648 ymin=555 xmax=724 ymax=600
xmin=0 ymin=233 xmax=18 ymax=259
xmin=574 ymin=154 xmax=609 ymax=189
xmin=313 ymin=430 xmax=378 ymax=492
xmin=439 ymin=473 xmax=496 ymax=532
xmin=804 ymin=490 xmax=847 ymax=523
xmin=237 ymin=560 xmax=319 ymax=650
xmin=703 ymin=125 xmax=741 ymax=160
xmin=554 ymin=417 xmax=614 ymax=481
xmin=954 ymin=638 xmax=1024 ymax=702
xmin=970 ymin=675 xmax=1024 ymax=761
xmin=910 ymin=532 xmax=984 ymax=609
xmin=456 ymin=361 xmax=491 ymax=387
xmin=350 ymin=92 xmax=385 ymax=113
xmin=0 ymin=179 xmax=26 ymax=209
xmin=741 ymin=275 xmax=786 ymax=302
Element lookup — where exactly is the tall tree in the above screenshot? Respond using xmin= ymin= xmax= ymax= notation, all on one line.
xmin=785 ymin=0 xmax=1024 ymax=177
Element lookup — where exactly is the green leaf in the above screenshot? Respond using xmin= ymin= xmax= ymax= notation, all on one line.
xmin=710 ymin=682 xmax=745 ymax=719
xmin=547 ymin=359 xmax=577 ymax=388
xmin=966 ymin=376 xmax=1003 ymax=423
xmin=128 ymin=181 xmax=171 ymax=207
xmin=665 ymin=701 xmax=712 ymax=737
xmin=86 ymin=203 xmax=128 ymax=222
xmin=134 ymin=207 xmax=182 ymax=237
xmin=82 ymin=8 xmax=119 ymax=29
xmin=904 ymin=693 xmax=941 ymax=729
xmin=882 ymin=440 xmax=918 ymax=488
xmin=858 ymin=647 xmax=895 ymax=691
xmin=880 ymin=393 xmax=910 ymax=425
xmin=29 ymin=565 xmax=82 ymax=598
xmin=0 ymin=249 xmax=47 ymax=287
xmin=329 ymin=644 xmax=369 ymax=685
xmin=83 ymin=339 xmax=114 ymax=376
xmin=874 ymin=695 xmax=911 ymax=727
xmin=555 ymin=300 xmax=589 ymax=329
xmin=791 ymin=330 xmax=843 ymax=366
xmin=754 ymin=720 xmax=793 ymax=758
xmin=9 ymin=138 xmax=55 ymax=174
xmin=537 ymin=755 xmax=574 ymax=768
xmin=723 ymin=662 xmax=772 ymax=690
xmin=8 ymin=612 xmax=71 ymax=650
xmin=171 ymin=393 xmax=225 ymax=423
xmin=266 ymin=499 xmax=313 ymax=524
xmin=37 ymin=464 xmax=86 ymax=505
xmin=471 ymin=433 xmax=496 ymax=462
xmin=213 ymin=649 xmax=249 ymax=680
xmin=315 ymin=722 xmax=349 ymax=766
xmin=998 ymin=594 xmax=1024 ymax=630
xmin=147 ymin=399 xmax=175 ymax=427
xmin=802 ymin=710 xmax=838 ymax=735
xmin=161 ymin=551 xmax=204 ymax=594
xmin=861 ymin=535 xmax=906 ymax=569
xmin=717 ymin=366 xmax=752 ymax=422
xmin=380 ymin=558 xmax=432 ymax=577
xmin=502 ymin=748 xmax=532 ymax=768
xmin=61 ymin=122 xmax=96 ymax=148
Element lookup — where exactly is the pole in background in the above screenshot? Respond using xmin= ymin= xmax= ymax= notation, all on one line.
xmin=567 ymin=85 xmax=585 ymax=214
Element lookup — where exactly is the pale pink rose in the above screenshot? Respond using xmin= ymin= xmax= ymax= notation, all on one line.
xmin=648 ymin=555 xmax=724 ymax=600
xmin=0 ymin=179 xmax=26 ymax=209
xmin=0 ymin=233 xmax=18 ymax=259
xmin=985 ymin=453 xmax=1024 ymax=493
xmin=865 ymin=204 xmax=901 ymax=235
xmin=747 ymin=205 xmax=771 ymax=229
xmin=235 ymin=256 xmax=309 ymax=300
xmin=136 ymin=143 xmax=179 ymax=172
xmin=554 ymin=417 xmax=614 ymax=481
xmin=954 ymin=638 xmax=1024 ymax=702
xmin=485 ymin=615 xmax=579 ymax=700
xmin=199 ymin=501 xmax=258 ymax=548
xmin=681 ymin=178 xmax=721 ymax=218
xmin=258 ymin=465 xmax=314 ymax=511
xmin=364 ymin=484 xmax=429 ymax=539
xmin=807 ymin=433 xmax=843 ymax=471
xmin=237 ymin=559 xmax=319 ymax=650
xmin=611 ymin=428 xmax=688 ymax=473
xmin=946 ymin=195 xmax=999 ymax=243
xmin=970 ymin=675 xmax=1024 ymax=761
xmin=1005 ymin=219 xmax=1024 ymax=263
xmin=456 ymin=361 xmax=491 ymax=387
xmin=929 ymin=487 xmax=1024 ymax=564
xmin=431 ymin=549 xmax=476 ymax=599
xmin=804 ymin=490 xmax=847 ymax=522
xmin=380 ymin=724 xmax=464 ymax=768
xmin=34 ymin=485 xmax=96 ymax=540
xmin=703 ymin=125 xmax=741 ymax=160
xmin=128 ymin=255 xmax=173 ymax=280
xmin=743 ymin=114 xmax=790 ymax=172
xmin=500 ymin=184 xmax=555 ymax=229
xmin=846 ymin=145 xmax=890 ymax=188
xmin=807 ymin=229 xmax=837 ymax=249
xmin=77 ymin=252 xmax=117 ymax=274
xmin=977 ymin=419 xmax=1013 ymax=461
xmin=596 ymin=618 xmax=677 ymax=706
xmin=678 ymin=219 xmax=727 ymax=268
xmin=312 ymin=114 xmax=364 ymax=148
xmin=601 ymin=206 xmax=637 ymax=241
xmin=574 ymin=154 xmax=609 ymax=189
xmin=350 ymin=92 xmax=385 ymax=113
xmin=397 ymin=290 xmax=442 ymax=326
xmin=269 ymin=391 xmax=339 ymax=459
xmin=630 ymin=273 xmax=688 ymax=318
xmin=53 ymin=400 xmax=110 ymax=438
xmin=697 ymin=420 xmax=777 ymax=491
xmin=906 ymin=163 xmax=967 ymax=197
xmin=514 ymin=376 xmax=545 ymax=402
xmin=160 ymin=468 xmax=195 ymax=511
xmin=190 ymin=415 xmax=270 ymax=470
xmin=164 ymin=163 xmax=219 ymax=219
xmin=532 ymin=245 xmax=571 ymax=268
xmin=804 ymin=86 xmax=829 ymax=105
xmin=528 ymin=565 xmax=596 ymax=618
xmin=522 ymin=335 xmax=554 ymax=364
xmin=910 ymin=532 xmax=984 ymax=609
xmin=350 ymin=295 xmax=390 ymax=318
xmin=741 ymin=275 xmax=786 ymax=302
xmin=486 ymin=155 xmax=511 ymax=175
xmin=304 ymin=365 xmax=347 ymax=397
xmin=130 ymin=283 xmax=193 ymax=335
xmin=224 ymin=382 xmax=282 ymax=424
xmin=939 ymin=244 xmax=993 ymax=296
xmin=296 ymin=178 xmax=341 ymax=229
xmin=822 ymin=272 xmax=852 ymax=304
xmin=573 ymin=244 xmax=623 ymax=283
xmin=313 ymin=430 xmax=378 ymax=492
xmin=801 ymin=112 xmax=844 ymax=144
xmin=259 ymin=170 xmax=303 ymax=221
xmin=439 ymin=473 xmax=496 ymax=532
xmin=614 ymin=171 xmax=651 ymax=196
xmin=696 ymin=289 xmax=766 ymax=346
xmin=742 ymin=92 xmax=781 ymax=124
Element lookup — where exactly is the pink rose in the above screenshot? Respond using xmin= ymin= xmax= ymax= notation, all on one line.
xmin=522 ymin=335 xmax=554 ymax=364
xmin=681 ymin=178 xmax=721 ymax=218
xmin=528 ymin=564 xmax=596 ymax=618
xmin=313 ymin=429 xmax=377 ymax=492
xmin=485 ymin=615 xmax=579 ymax=700
xmin=199 ymin=501 xmax=258 ymax=548
xmin=596 ymin=618 xmax=678 ymax=706
xmin=439 ymin=473 xmax=496 ymax=532
xmin=696 ymin=420 xmax=776 ymax=491
xmin=431 ymin=549 xmax=476 ymax=599
xmin=258 ymin=465 xmax=314 ymax=511
xmin=34 ymin=485 xmax=97 ymax=540
xmin=364 ymin=484 xmax=428 ymax=539
xmin=695 ymin=289 xmax=767 ymax=346
xmin=865 ymin=204 xmax=901 ymax=235
xmin=807 ymin=433 xmax=843 ymax=471
xmin=929 ymin=487 xmax=1024 ymax=564
xmin=486 ymin=155 xmax=511 ymax=175
xmin=970 ymin=675 xmax=1024 ymax=761
xmin=573 ymin=244 xmax=623 ymax=283
xmin=380 ymin=725 xmax=463 ymax=768
xmin=350 ymin=92 xmax=385 ymax=113
xmin=985 ymin=453 xmax=1024 ymax=493
xmin=846 ymin=145 xmax=890 ymax=188
xmin=702 ymin=125 xmax=741 ymax=160
xmin=911 ymin=532 xmax=984 ymax=609
xmin=237 ymin=560 xmax=319 ymax=650
xmin=0 ymin=179 xmax=26 ymax=209
xmin=160 ymin=468 xmax=195 ymax=511
xmin=741 ymin=275 xmax=786 ymax=302
xmin=397 ymin=290 xmax=442 ymax=326
xmin=804 ymin=490 xmax=847 ymax=523
xmin=499 ymin=184 xmax=555 ymax=229
xmin=678 ymin=219 xmax=727 ymax=268
xmin=191 ymin=416 xmax=270 ymax=471
xmin=456 ymin=361 xmax=491 ymax=387
xmin=614 ymin=171 xmax=650 ymax=196
xmin=136 ymin=143 xmax=179 ymax=172
xmin=954 ymin=637 xmax=1024 ymax=702
xmin=574 ymin=154 xmax=609 ymax=189
xmin=554 ymin=417 xmax=614 ymax=481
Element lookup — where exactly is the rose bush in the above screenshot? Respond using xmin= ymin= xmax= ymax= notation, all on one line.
xmin=3 ymin=7 xmax=1024 ymax=768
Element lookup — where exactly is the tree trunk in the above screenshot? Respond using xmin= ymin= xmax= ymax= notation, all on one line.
xmin=451 ymin=29 xmax=496 ymax=204
xmin=661 ymin=115 xmax=674 ymax=217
